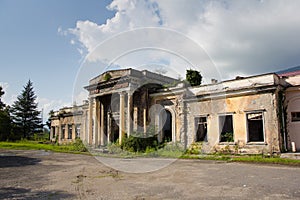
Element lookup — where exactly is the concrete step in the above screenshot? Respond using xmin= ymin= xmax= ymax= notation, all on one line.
xmin=280 ymin=153 xmax=300 ymax=160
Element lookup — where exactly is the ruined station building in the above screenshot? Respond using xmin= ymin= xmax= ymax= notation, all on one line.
xmin=50 ymin=68 xmax=300 ymax=154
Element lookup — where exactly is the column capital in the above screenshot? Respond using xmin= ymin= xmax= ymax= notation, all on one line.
xmin=119 ymin=91 xmax=126 ymax=96
xmin=127 ymin=90 xmax=134 ymax=96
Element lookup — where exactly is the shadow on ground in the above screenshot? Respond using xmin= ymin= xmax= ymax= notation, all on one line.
xmin=0 ymin=156 xmax=41 ymax=168
xmin=0 ymin=187 xmax=75 ymax=199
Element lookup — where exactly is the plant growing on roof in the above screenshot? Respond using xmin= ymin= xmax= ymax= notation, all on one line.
xmin=186 ymin=69 xmax=202 ymax=86
xmin=104 ymin=73 xmax=112 ymax=81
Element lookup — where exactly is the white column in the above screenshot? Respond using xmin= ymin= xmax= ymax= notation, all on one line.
xmin=119 ymin=92 xmax=125 ymax=144
xmin=127 ymin=92 xmax=133 ymax=136
xmin=107 ymin=112 xmax=111 ymax=144
xmin=72 ymin=124 xmax=76 ymax=140
xmin=97 ymin=99 xmax=101 ymax=146
xmin=82 ymin=111 xmax=86 ymax=143
xmin=88 ymin=97 xmax=94 ymax=145
xmin=94 ymin=98 xmax=100 ymax=147
xmin=143 ymin=108 xmax=147 ymax=134
xmin=133 ymin=107 xmax=138 ymax=132
xmin=100 ymin=100 xmax=105 ymax=145
xmin=50 ymin=127 xmax=54 ymax=140
xmin=58 ymin=119 xmax=62 ymax=143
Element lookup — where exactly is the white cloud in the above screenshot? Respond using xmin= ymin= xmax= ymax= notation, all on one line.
xmin=0 ymin=82 xmax=14 ymax=105
xmin=67 ymin=0 xmax=300 ymax=81
xmin=73 ymin=90 xmax=88 ymax=106
xmin=0 ymin=82 xmax=9 ymax=95
xmin=37 ymin=97 xmax=70 ymax=123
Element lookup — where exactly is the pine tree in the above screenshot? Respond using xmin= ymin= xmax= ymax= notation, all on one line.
xmin=0 ymin=86 xmax=11 ymax=141
xmin=0 ymin=86 xmax=5 ymax=110
xmin=11 ymin=80 xmax=42 ymax=139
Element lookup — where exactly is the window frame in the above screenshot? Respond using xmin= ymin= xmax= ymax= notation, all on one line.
xmin=75 ymin=124 xmax=81 ymax=139
xmin=68 ymin=124 xmax=73 ymax=139
xmin=246 ymin=111 xmax=265 ymax=144
xmin=218 ymin=114 xmax=234 ymax=143
xmin=291 ymin=112 xmax=300 ymax=122
xmin=61 ymin=125 xmax=65 ymax=140
xmin=194 ymin=115 xmax=208 ymax=142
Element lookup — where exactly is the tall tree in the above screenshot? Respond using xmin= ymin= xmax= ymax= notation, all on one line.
xmin=0 ymin=86 xmax=5 ymax=110
xmin=0 ymin=86 xmax=11 ymax=141
xmin=11 ymin=80 xmax=42 ymax=139
xmin=186 ymin=69 xmax=202 ymax=86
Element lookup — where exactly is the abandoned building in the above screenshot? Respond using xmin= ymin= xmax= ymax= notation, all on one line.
xmin=50 ymin=68 xmax=300 ymax=154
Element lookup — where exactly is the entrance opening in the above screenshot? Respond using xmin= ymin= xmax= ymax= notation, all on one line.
xmin=195 ymin=117 xmax=207 ymax=142
xmin=247 ymin=112 xmax=264 ymax=142
xmin=219 ymin=115 xmax=234 ymax=142
xmin=111 ymin=118 xmax=119 ymax=143
xmin=162 ymin=110 xmax=172 ymax=142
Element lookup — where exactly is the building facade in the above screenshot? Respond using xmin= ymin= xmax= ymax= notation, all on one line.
xmin=50 ymin=68 xmax=300 ymax=154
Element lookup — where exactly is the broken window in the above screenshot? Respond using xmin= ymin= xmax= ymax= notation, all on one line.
xmin=219 ymin=115 xmax=234 ymax=142
xmin=68 ymin=124 xmax=72 ymax=139
xmin=61 ymin=125 xmax=65 ymax=139
xmin=75 ymin=124 xmax=81 ymax=138
xmin=247 ymin=112 xmax=264 ymax=142
xmin=194 ymin=117 xmax=207 ymax=142
xmin=291 ymin=112 xmax=300 ymax=122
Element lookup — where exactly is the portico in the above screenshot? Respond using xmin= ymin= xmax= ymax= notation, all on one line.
xmin=84 ymin=68 xmax=178 ymax=146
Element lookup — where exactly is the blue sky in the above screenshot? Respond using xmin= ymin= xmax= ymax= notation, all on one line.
xmin=1 ymin=0 xmax=300 ymax=122
xmin=0 ymin=0 xmax=114 ymax=121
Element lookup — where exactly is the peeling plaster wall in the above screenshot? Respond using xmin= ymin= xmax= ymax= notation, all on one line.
xmin=186 ymin=92 xmax=281 ymax=154
xmin=285 ymin=86 xmax=300 ymax=151
xmin=152 ymin=90 xmax=282 ymax=154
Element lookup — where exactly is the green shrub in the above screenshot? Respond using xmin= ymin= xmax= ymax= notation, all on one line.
xmin=107 ymin=142 xmax=123 ymax=154
xmin=220 ymin=144 xmax=232 ymax=154
xmin=157 ymin=142 xmax=184 ymax=157
xmin=70 ymin=138 xmax=87 ymax=152
xmin=186 ymin=142 xmax=203 ymax=155
xmin=33 ymin=131 xmax=49 ymax=142
xmin=121 ymin=132 xmax=159 ymax=152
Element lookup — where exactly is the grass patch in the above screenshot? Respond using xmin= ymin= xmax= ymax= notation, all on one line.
xmin=2 ymin=140 xmax=299 ymax=166
xmin=0 ymin=140 xmax=90 ymax=155
xmin=100 ymin=142 xmax=185 ymax=158
xmin=231 ymin=155 xmax=300 ymax=165
xmin=180 ymin=153 xmax=300 ymax=166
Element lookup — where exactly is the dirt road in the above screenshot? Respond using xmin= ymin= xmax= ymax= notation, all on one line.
xmin=0 ymin=149 xmax=299 ymax=199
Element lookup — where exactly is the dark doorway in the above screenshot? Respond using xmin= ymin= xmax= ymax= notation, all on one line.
xmin=247 ymin=113 xmax=264 ymax=142
xmin=219 ymin=115 xmax=234 ymax=142
xmin=195 ymin=117 xmax=207 ymax=142
xmin=111 ymin=118 xmax=119 ymax=143
xmin=162 ymin=110 xmax=172 ymax=142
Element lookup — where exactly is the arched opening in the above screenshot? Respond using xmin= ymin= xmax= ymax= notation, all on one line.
xmin=162 ymin=110 xmax=172 ymax=142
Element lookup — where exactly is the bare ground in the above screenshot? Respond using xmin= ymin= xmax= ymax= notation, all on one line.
xmin=0 ymin=149 xmax=300 ymax=200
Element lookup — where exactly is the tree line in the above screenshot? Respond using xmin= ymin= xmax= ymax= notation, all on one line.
xmin=0 ymin=80 xmax=43 ymax=141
